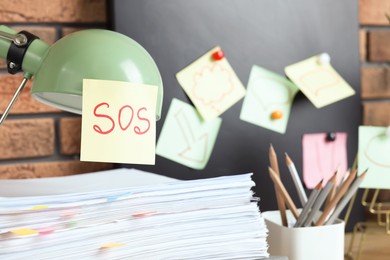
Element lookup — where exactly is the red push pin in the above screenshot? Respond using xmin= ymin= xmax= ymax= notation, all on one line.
xmin=212 ymin=50 xmax=224 ymax=61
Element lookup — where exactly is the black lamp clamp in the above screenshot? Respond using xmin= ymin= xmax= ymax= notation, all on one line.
xmin=5 ymin=31 xmax=39 ymax=74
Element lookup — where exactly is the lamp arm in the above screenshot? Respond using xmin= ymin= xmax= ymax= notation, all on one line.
xmin=0 ymin=26 xmax=43 ymax=125
xmin=0 ymin=73 xmax=31 ymax=126
xmin=0 ymin=31 xmax=27 ymax=46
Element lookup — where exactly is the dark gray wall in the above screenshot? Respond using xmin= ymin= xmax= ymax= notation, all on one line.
xmin=109 ymin=0 xmax=362 ymax=230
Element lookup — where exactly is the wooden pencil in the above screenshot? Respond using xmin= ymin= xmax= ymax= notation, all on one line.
xmin=294 ymin=180 xmax=322 ymax=227
xmin=324 ymin=168 xmax=339 ymax=209
xmin=268 ymin=167 xmax=299 ymax=220
xmin=302 ymin=172 xmax=337 ymax=227
xmin=315 ymin=168 xmax=357 ymax=226
xmin=269 ymin=144 xmax=287 ymax=226
xmin=340 ymin=169 xmax=351 ymax=186
xmin=325 ymin=170 xmax=367 ymax=225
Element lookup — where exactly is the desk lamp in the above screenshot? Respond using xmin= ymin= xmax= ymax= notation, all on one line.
xmin=0 ymin=25 xmax=163 ymax=125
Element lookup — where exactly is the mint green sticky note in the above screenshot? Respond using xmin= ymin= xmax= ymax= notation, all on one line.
xmin=239 ymin=65 xmax=299 ymax=134
xmin=359 ymin=126 xmax=390 ymax=189
xmin=156 ymin=98 xmax=222 ymax=170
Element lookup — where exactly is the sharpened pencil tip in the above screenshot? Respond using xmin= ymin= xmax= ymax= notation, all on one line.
xmin=285 ymin=153 xmax=292 ymax=165
xmin=329 ymin=172 xmax=338 ymax=182
xmin=269 ymin=144 xmax=276 ymax=155
xmin=315 ymin=180 xmax=323 ymax=190
xmin=360 ymin=169 xmax=369 ymax=177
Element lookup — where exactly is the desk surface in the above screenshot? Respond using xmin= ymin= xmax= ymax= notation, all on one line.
xmin=345 ymin=228 xmax=390 ymax=259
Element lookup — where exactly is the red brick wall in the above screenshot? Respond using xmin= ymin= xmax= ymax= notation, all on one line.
xmin=360 ymin=0 xmax=390 ymax=124
xmin=0 ymin=0 xmax=113 ymax=179
xmin=359 ymin=0 xmax=390 ymax=202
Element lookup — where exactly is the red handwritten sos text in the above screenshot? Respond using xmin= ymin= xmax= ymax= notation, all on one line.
xmin=92 ymin=102 xmax=151 ymax=135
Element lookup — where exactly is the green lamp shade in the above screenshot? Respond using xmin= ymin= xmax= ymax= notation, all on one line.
xmin=30 ymin=29 xmax=163 ymax=120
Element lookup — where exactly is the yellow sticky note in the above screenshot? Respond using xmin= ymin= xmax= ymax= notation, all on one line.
xmin=100 ymin=243 xmax=125 ymax=249
xmin=81 ymin=79 xmax=158 ymax=165
xmin=285 ymin=53 xmax=355 ymax=108
xmin=11 ymin=228 xmax=38 ymax=236
xmin=31 ymin=205 xmax=48 ymax=210
xmin=176 ymin=46 xmax=246 ymax=121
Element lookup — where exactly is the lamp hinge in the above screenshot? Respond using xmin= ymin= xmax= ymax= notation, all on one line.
xmin=6 ymin=31 xmax=39 ymax=74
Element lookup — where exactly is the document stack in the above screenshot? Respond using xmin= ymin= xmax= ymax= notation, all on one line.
xmin=0 ymin=168 xmax=269 ymax=259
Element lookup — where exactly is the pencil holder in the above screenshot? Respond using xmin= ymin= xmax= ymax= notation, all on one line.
xmin=263 ymin=209 xmax=344 ymax=260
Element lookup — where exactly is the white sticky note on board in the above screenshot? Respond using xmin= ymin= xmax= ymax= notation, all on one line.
xmin=81 ymin=79 xmax=157 ymax=165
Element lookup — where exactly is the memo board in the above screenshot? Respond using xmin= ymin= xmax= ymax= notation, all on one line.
xmin=108 ymin=0 xmax=362 ymax=227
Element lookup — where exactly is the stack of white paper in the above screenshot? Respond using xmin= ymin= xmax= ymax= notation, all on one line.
xmin=0 ymin=168 xmax=268 ymax=259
